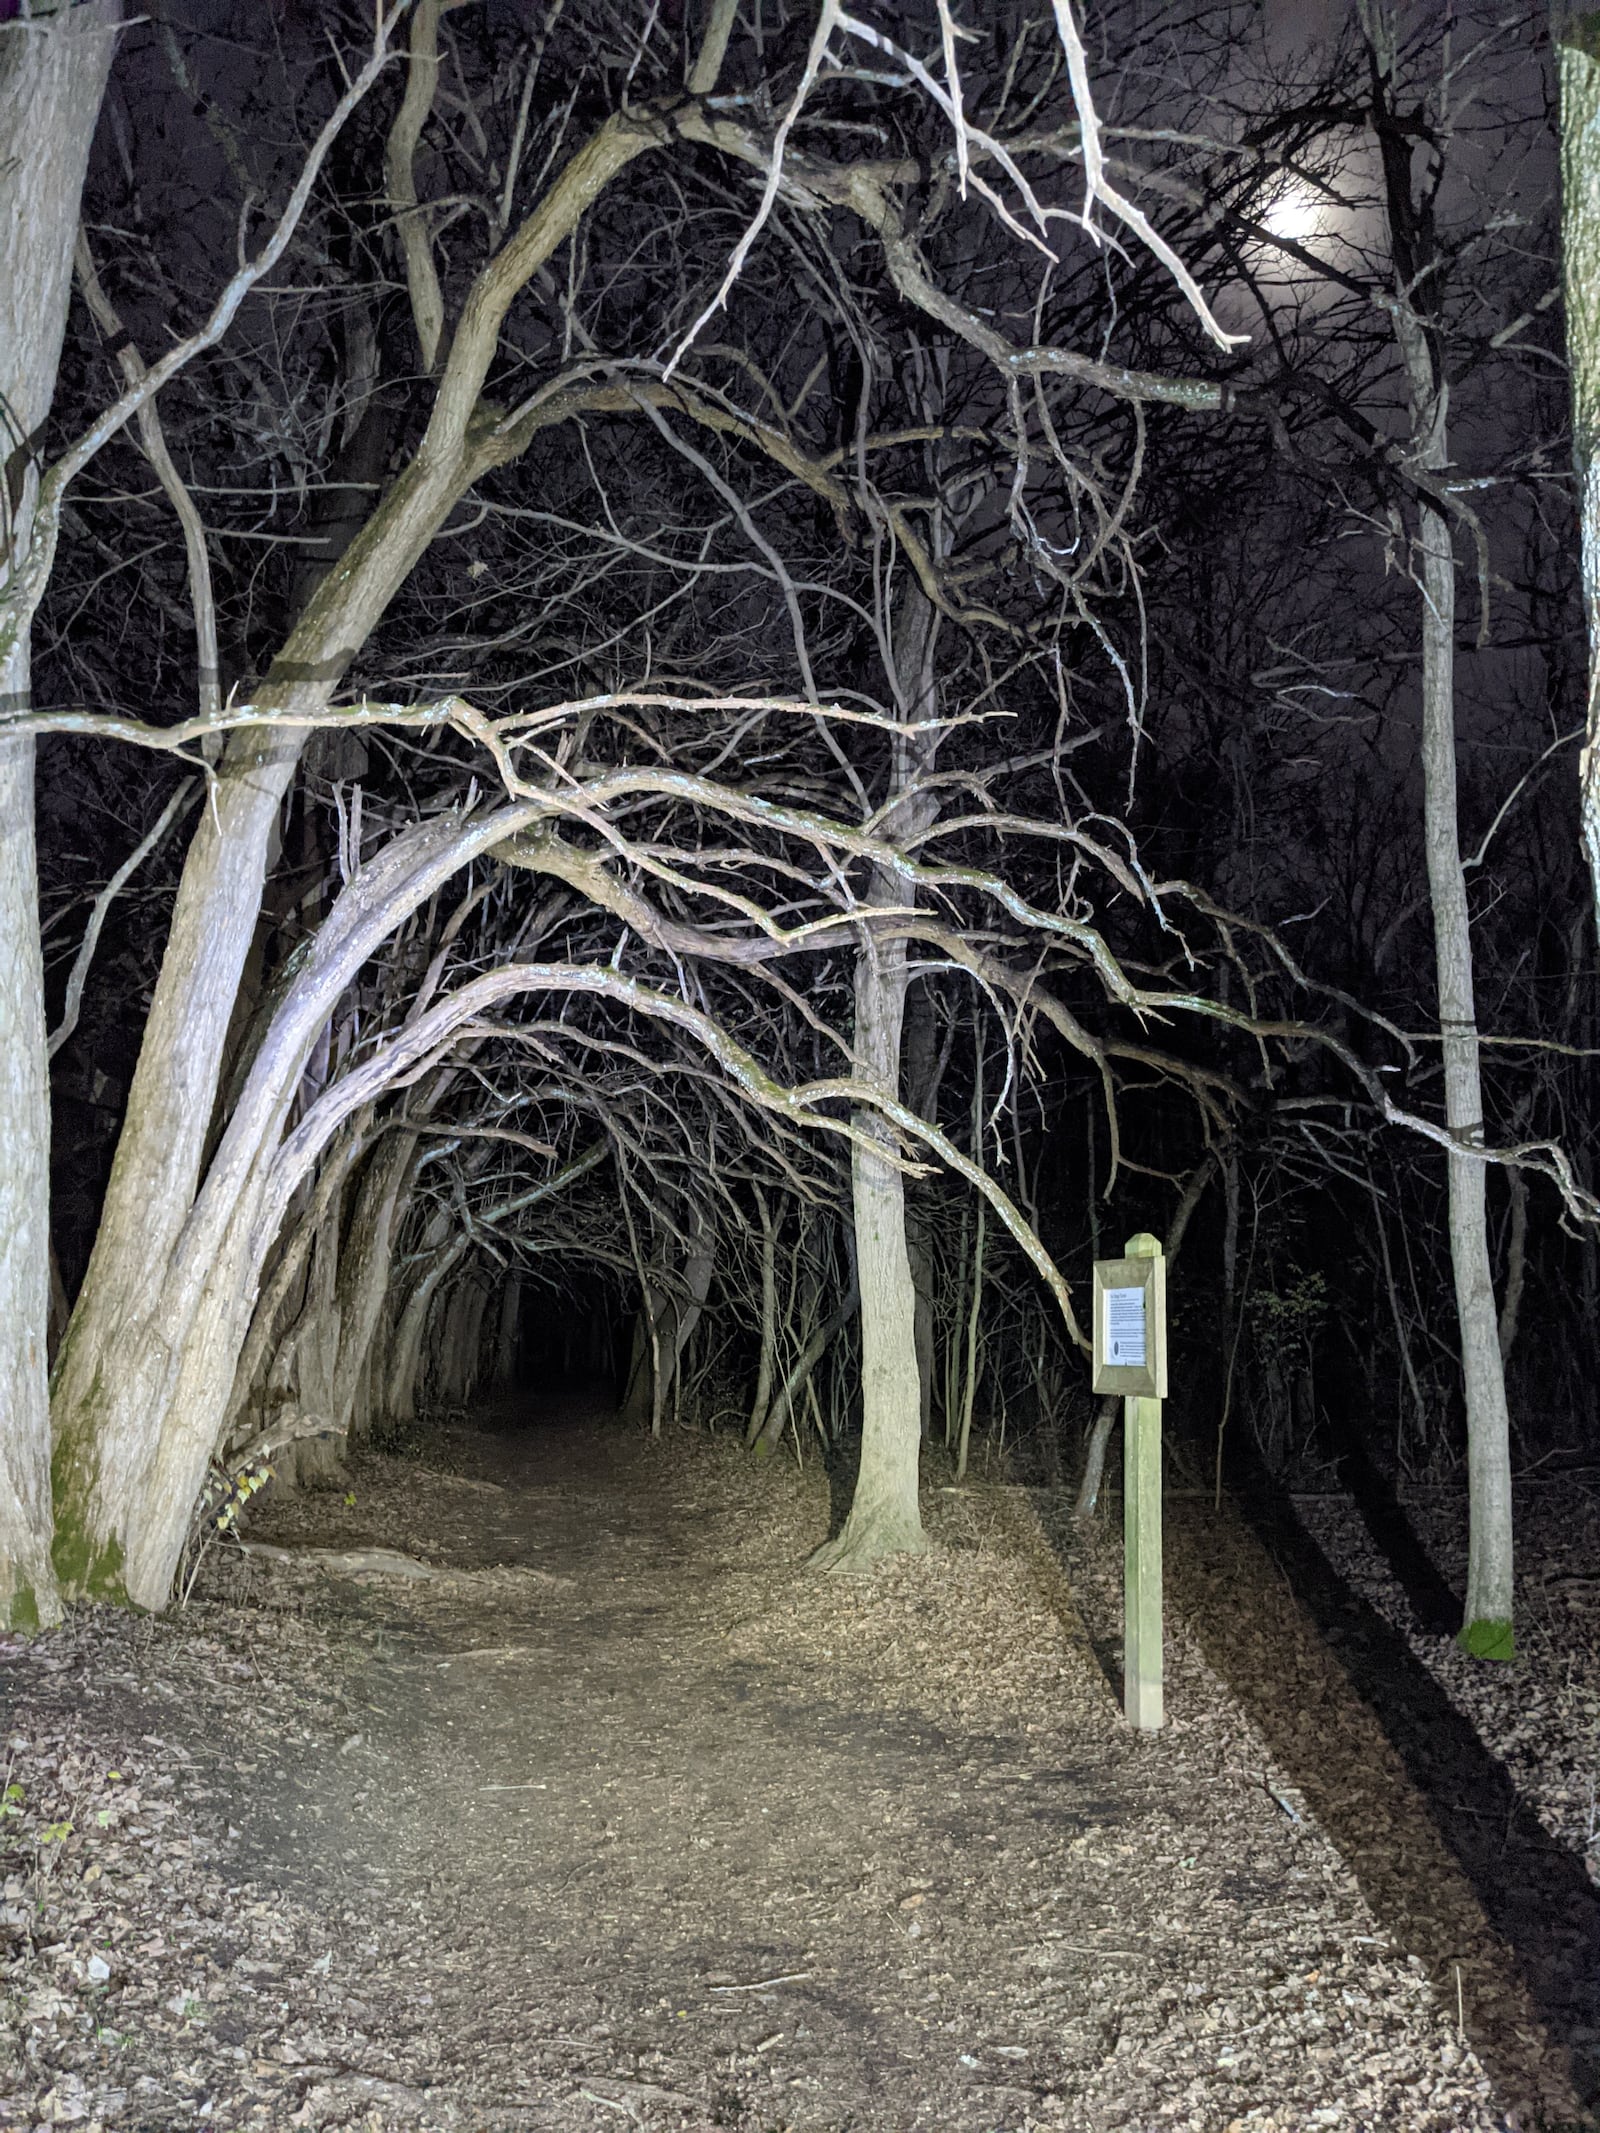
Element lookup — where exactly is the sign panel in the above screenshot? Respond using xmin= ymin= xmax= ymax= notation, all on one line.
xmin=1091 ymin=1247 xmax=1166 ymax=1397
xmin=1105 ymin=1285 xmax=1146 ymax=1368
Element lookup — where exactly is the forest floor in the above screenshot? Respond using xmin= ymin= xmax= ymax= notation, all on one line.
xmin=2 ymin=1393 xmax=1598 ymax=2133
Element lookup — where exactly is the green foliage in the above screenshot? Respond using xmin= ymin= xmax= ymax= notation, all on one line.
xmin=1248 ymin=1271 xmax=1329 ymax=1362
xmin=206 ymin=1458 xmax=274 ymax=1535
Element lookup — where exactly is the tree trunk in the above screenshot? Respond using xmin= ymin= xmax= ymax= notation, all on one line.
xmin=746 ymin=1188 xmax=778 ymax=1440
xmin=50 ymin=109 xmax=664 ymax=1600
xmin=0 ymin=1 xmax=120 ymax=1628
xmin=494 ymin=1275 xmax=522 ymax=1388
xmin=753 ymin=1274 xmax=859 ymax=1456
xmin=1556 ymin=5 xmax=1600 ymax=939
xmin=811 ymin=584 xmax=941 ymax=1569
xmin=327 ymin=1131 xmax=417 ymax=1435
xmin=902 ymin=980 xmax=941 ymax=1438
xmin=1367 ymin=17 xmax=1517 ymax=1654
xmin=388 ymin=1238 xmax=460 ymax=1425
xmin=621 ymin=1208 xmax=714 ymax=1433
xmin=436 ymin=1276 xmax=487 ymax=1408
xmin=54 ymin=806 xmax=537 ymax=1607
xmin=954 ymin=1195 xmax=986 ymax=1483
xmin=276 ymin=1206 xmax=346 ymax=1487
xmin=810 ymin=929 xmax=927 ymax=1568
xmin=223 ymin=1115 xmax=375 ymax=1451
xmin=1417 ymin=486 xmax=1516 ymax=1654
xmin=651 ymin=1206 xmax=714 ymax=1434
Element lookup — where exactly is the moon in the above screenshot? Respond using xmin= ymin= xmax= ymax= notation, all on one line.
xmin=1261 ymin=180 xmax=1323 ymax=244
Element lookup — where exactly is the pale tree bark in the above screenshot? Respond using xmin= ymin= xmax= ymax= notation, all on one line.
xmin=272 ymin=1207 xmax=345 ymax=1487
xmin=901 ymin=982 xmax=944 ymax=1440
xmin=1369 ymin=9 xmax=1516 ymax=1652
xmin=752 ymin=1270 xmax=859 ymax=1458
xmin=809 ymin=926 xmax=927 ymax=1567
xmin=50 ymin=92 xmax=669 ymax=1599
xmin=621 ymin=1204 xmax=714 ymax=1432
xmin=223 ymin=1114 xmax=377 ymax=1450
xmin=1555 ymin=4 xmax=1600 ymax=939
xmin=327 ymin=1131 xmax=418 ymax=1436
xmin=56 ymin=802 xmax=539 ymax=1606
xmin=435 ymin=1275 xmax=488 ymax=1408
xmin=387 ymin=1224 xmax=459 ymax=1428
xmin=811 ymin=585 xmax=940 ymax=1570
xmin=650 ymin=1206 xmax=714 ymax=1434
xmin=0 ymin=0 xmax=120 ymax=1628
xmin=1414 ymin=478 xmax=1516 ymax=1655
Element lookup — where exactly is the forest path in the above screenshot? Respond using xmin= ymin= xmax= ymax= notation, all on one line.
xmin=214 ymin=1400 xmax=1579 ymax=2132
xmin=4 ymin=1405 xmax=1590 ymax=2133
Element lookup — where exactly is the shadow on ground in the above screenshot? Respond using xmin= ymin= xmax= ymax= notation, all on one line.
xmin=1046 ymin=1460 xmax=1600 ymax=2128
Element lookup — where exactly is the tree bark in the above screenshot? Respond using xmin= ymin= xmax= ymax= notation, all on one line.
xmin=50 ymin=107 xmax=666 ymax=1601
xmin=651 ymin=1205 xmax=714 ymax=1434
xmin=746 ymin=1188 xmax=778 ymax=1441
xmin=753 ymin=1274 xmax=859 ymax=1456
xmin=811 ymin=586 xmax=941 ymax=1569
xmin=327 ymin=1131 xmax=418 ymax=1436
xmin=1381 ymin=223 xmax=1517 ymax=1651
xmin=1556 ymin=4 xmax=1600 ymax=940
xmin=621 ymin=1206 xmax=714 ymax=1432
xmin=1417 ymin=486 xmax=1516 ymax=1653
xmin=54 ymin=804 xmax=539 ymax=1606
xmin=902 ymin=980 xmax=942 ymax=1438
xmin=809 ymin=929 xmax=927 ymax=1567
xmin=494 ymin=1274 xmax=522 ymax=1388
xmin=0 ymin=0 xmax=120 ymax=1628
xmin=388 ymin=1233 xmax=459 ymax=1426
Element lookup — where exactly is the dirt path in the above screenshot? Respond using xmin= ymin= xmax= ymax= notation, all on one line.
xmin=2 ymin=1405 xmax=1595 ymax=2131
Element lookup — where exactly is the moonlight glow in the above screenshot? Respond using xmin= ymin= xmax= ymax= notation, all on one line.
xmin=1262 ymin=179 xmax=1324 ymax=244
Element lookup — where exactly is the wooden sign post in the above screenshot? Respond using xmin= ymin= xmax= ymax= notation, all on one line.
xmin=1091 ymin=1232 xmax=1167 ymax=1731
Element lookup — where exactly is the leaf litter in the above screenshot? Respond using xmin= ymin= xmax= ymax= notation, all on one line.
xmin=0 ymin=1411 xmax=1592 ymax=2132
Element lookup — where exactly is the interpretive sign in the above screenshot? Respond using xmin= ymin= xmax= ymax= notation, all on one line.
xmin=1090 ymin=1232 xmax=1166 ymax=1731
xmin=1091 ymin=1247 xmax=1166 ymax=1397
xmin=1105 ymin=1284 xmax=1146 ymax=1368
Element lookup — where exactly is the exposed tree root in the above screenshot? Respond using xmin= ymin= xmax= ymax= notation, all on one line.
xmin=807 ymin=1517 xmax=930 ymax=1575
xmin=237 ymin=1541 xmax=438 ymax=1581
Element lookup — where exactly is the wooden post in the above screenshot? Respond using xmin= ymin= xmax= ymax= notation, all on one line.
xmin=1122 ymin=1232 xmax=1164 ymax=1730
xmin=1090 ymin=1230 xmax=1167 ymax=1730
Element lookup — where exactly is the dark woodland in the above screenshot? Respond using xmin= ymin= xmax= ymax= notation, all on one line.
xmin=3 ymin=2 xmax=1600 ymax=2127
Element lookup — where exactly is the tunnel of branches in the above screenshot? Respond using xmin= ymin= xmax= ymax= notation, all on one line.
xmin=10 ymin=0 xmax=1598 ymax=1629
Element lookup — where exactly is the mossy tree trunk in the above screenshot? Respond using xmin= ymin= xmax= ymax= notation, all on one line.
xmin=54 ymin=803 xmax=542 ymax=1607
xmin=0 ymin=1 xmax=120 ymax=1629
xmin=48 ymin=105 xmax=667 ymax=1606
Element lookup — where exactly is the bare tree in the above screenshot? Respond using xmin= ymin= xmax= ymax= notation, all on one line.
xmin=0 ymin=0 xmax=121 ymax=1629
